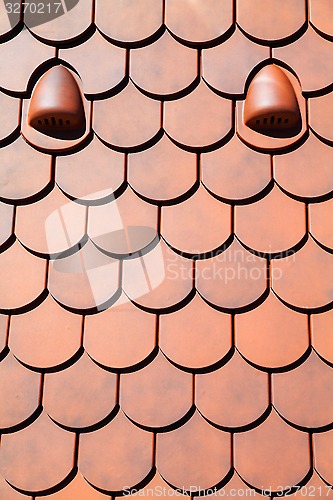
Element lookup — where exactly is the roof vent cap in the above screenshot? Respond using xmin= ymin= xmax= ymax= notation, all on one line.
xmin=244 ymin=65 xmax=301 ymax=136
xmin=28 ymin=65 xmax=85 ymax=139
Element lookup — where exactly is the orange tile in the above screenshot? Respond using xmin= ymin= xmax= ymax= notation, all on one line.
xmin=84 ymin=294 xmax=156 ymax=369
xmin=122 ymin=239 xmax=193 ymax=312
xmin=234 ymin=410 xmax=310 ymax=491
xmin=310 ymin=198 xmax=333 ymax=250
xmin=160 ymin=294 xmax=232 ymax=370
xmin=202 ymin=472 xmax=265 ymax=498
xmin=311 ymin=310 xmax=333 ymax=365
xmin=309 ymin=0 xmax=333 ymax=39
xmin=131 ymin=31 xmax=197 ymax=98
xmin=60 ymin=31 xmax=126 ymax=97
xmin=44 ymin=353 xmax=117 ymax=430
xmin=275 ymin=27 xmax=333 ymax=93
xmin=0 ymin=353 xmax=40 ymax=430
xmin=196 ymin=351 xmax=269 ymax=428
xmin=88 ymin=188 xmax=158 ymax=256
xmin=79 ymin=410 xmax=153 ymax=492
xmin=0 ymin=412 xmax=75 ymax=494
xmin=274 ymin=133 xmax=333 ymax=200
xmin=126 ymin=471 xmax=189 ymax=499
xmin=0 ymin=4 xmax=19 ymax=37
xmin=157 ymin=411 xmax=231 ymax=491
xmin=272 ymin=237 xmax=333 ymax=311
xmin=0 ymin=314 xmax=7 ymax=354
xmin=95 ymin=0 xmax=163 ymax=44
xmin=292 ymin=471 xmax=333 ymax=500
xmin=203 ymin=29 xmax=269 ymax=96
xmin=309 ymin=92 xmax=333 ymax=143
xmin=202 ymin=135 xmax=271 ymax=202
xmin=0 ymin=201 xmax=13 ymax=248
xmin=235 ymin=185 xmax=306 ymax=254
xmin=162 ymin=186 xmax=231 ymax=255
xmin=0 ymin=241 xmax=46 ymax=313
xmin=273 ymin=351 xmax=333 ymax=429
xmin=94 ymin=82 xmax=161 ymax=150
xmin=48 ymin=240 xmax=120 ymax=312
xmin=27 ymin=0 xmax=92 ymax=43
xmin=165 ymin=0 xmax=233 ymax=44
xmin=236 ymin=293 xmax=308 ymax=369
xmin=121 ymin=351 xmax=192 ymax=429
xmin=0 ymin=92 xmax=20 ymax=143
xmin=56 ymin=136 xmax=124 ymax=203
xmin=0 ymin=476 xmax=31 ymax=500
xmin=9 ymin=295 xmax=82 ymax=370
xmin=128 ymin=135 xmax=197 ymax=203
xmin=237 ymin=0 xmax=305 ymax=42
xmin=41 ymin=473 xmax=109 ymax=499
xmin=164 ymin=81 xmax=232 ymax=150
xmin=16 ymin=186 xmax=86 ymax=257
xmin=0 ymin=29 xmax=54 ymax=93
xmin=196 ymin=239 xmax=267 ymax=310
xmin=314 ymin=429 xmax=333 ymax=485
xmin=0 ymin=137 xmax=51 ymax=202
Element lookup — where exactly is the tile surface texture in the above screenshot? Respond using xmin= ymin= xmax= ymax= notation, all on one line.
xmin=0 ymin=1 xmax=332 ymax=498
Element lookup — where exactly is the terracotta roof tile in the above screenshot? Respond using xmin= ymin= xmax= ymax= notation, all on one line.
xmin=79 ymin=410 xmax=153 ymax=493
xmin=15 ymin=186 xmax=87 ymax=257
xmin=95 ymin=0 xmax=163 ymax=45
xmin=309 ymin=92 xmax=333 ymax=143
xmin=56 ymin=136 xmax=125 ymax=202
xmin=156 ymin=411 xmax=231 ymax=491
xmin=196 ymin=239 xmax=267 ymax=311
xmin=0 ymin=353 xmax=40 ymax=431
xmin=272 ymin=237 xmax=333 ymax=311
xmin=309 ymin=0 xmax=333 ymax=39
xmin=237 ymin=0 xmax=306 ymax=42
xmin=120 ymin=351 xmax=192 ymax=429
xmin=162 ymin=185 xmax=231 ymax=255
xmin=0 ymin=137 xmax=52 ymax=203
xmin=0 ymin=412 xmax=75 ymax=494
xmin=235 ymin=185 xmax=306 ymax=254
xmin=196 ymin=350 xmax=269 ymax=429
xmin=60 ymin=31 xmax=126 ymax=97
xmin=309 ymin=198 xmax=333 ymax=250
xmin=94 ymin=82 xmax=161 ymax=151
xmin=234 ymin=410 xmax=311 ymax=492
xmin=26 ymin=0 xmax=93 ymax=43
xmin=0 ymin=0 xmax=333 ymax=496
xmin=130 ymin=31 xmax=197 ymax=98
xmin=202 ymin=135 xmax=271 ymax=202
xmin=164 ymin=80 xmax=232 ymax=150
xmin=44 ymin=353 xmax=117 ymax=430
xmin=128 ymin=135 xmax=197 ymax=203
xmin=274 ymin=27 xmax=333 ymax=94
xmin=0 ymin=241 xmax=46 ymax=313
xmin=236 ymin=292 xmax=309 ymax=369
xmin=160 ymin=294 xmax=232 ymax=370
xmin=274 ymin=133 xmax=333 ymax=200
xmin=273 ymin=350 xmax=333 ymax=430
xmin=311 ymin=309 xmax=333 ymax=364
xmin=84 ymin=295 xmax=156 ymax=370
xmin=9 ymin=295 xmax=82 ymax=370
xmin=203 ymin=28 xmax=269 ymax=97
xmin=165 ymin=0 xmax=233 ymax=44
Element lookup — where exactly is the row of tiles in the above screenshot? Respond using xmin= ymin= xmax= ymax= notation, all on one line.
xmin=1 ymin=183 xmax=332 ymax=256
xmin=0 ymin=234 xmax=333 ymax=313
xmin=1 ymin=294 xmax=333 ymax=371
xmin=1 ymin=0 xmax=333 ymax=46
xmin=2 ymin=348 xmax=333 ymax=432
xmin=1 ymin=134 xmax=333 ymax=205
xmin=2 ymin=80 xmax=333 ymax=153
xmin=1 ymin=26 xmax=333 ymax=97
xmin=1 ymin=407 xmax=333 ymax=494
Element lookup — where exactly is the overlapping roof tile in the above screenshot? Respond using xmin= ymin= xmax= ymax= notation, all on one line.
xmin=0 ymin=0 xmax=333 ymax=497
